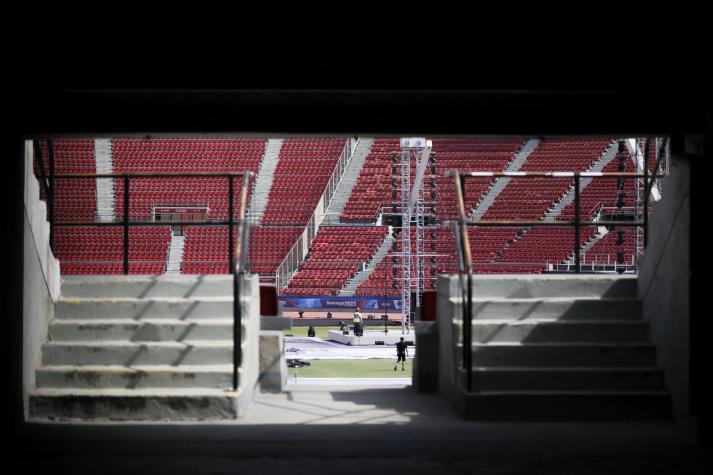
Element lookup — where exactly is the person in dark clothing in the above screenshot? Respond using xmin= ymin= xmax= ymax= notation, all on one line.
xmin=394 ymin=337 xmax=408 ymax=371
xmin=298 ymin=310 xmax=304 ymax=318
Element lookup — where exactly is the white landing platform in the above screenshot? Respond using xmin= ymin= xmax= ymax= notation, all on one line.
xmin=327 ymin=330 xmax=416 ymax=346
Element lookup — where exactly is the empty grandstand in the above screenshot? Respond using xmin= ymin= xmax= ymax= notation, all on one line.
xmin=34 ymin=136 xmax=661 ymax=303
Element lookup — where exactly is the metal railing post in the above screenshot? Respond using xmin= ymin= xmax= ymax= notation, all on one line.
xmin=229 ymin=175 xmax=234 ymax=274
xmin=453 ymin=170 xmax=473 ymax=393
xmin=234 ymin=243 xmax=244 ymax=388
xmin=123 ymin=176 xmax=129 ymax=275
xmin=574 ymin=173 xmax=581 ymax=274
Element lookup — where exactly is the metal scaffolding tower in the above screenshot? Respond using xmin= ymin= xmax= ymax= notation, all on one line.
xmin=397 ymin=138 xmax=433 ymax=334
xmin=400 ymin=145 xmax=412 ymax=334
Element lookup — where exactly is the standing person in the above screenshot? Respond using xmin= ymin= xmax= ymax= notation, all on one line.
xmin=298 ymin=310 xmax=304 ymax=319
xmin=352 ymin=307 xmax=363 ymax=336
xmin=394 ymin=337 xmax=408 ymax=371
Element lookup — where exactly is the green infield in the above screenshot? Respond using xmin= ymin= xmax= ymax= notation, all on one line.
xmin=287 ymin=359 xmax=412 ymax=378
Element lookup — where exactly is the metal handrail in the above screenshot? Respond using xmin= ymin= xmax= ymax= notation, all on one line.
xmin=274 ymin=138 xmax=356 ymax=290
xmin=452 ymin=170 xmax=473 ymax=392
xmin=40 ymin=139 xmax=252 ymax=393
xmin=447 ymin=153 xmax=669 ymax=394
xmin=50 ymin=171 xmax=247 ymax=274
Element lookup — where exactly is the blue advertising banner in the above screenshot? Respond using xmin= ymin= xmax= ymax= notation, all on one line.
xmin=280 ymin=295 xmax=402 ymax=311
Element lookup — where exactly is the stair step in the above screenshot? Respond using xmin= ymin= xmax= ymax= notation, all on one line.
xmin=459 ymin=390 xmax=671 ymax=421
xmin=470 ymin=366 xmax=664 ymax=391
xmin=469 ymin=298 xmax=642 ymax=320
xmin=467 ymin=343 xmax=657 ymax=367
xmin=60 ymin=275 xmax=234 ymax=298
xmin=29 ymin=387 xmax=239 ymax=421
xmin=455 ymin=275 xmax=638 ymax=299
xmin=56 ymin=297 xmax=234 ymax=319
xmin=49 ymin=319 xmax=235 ymax=341
xmin=36 ymin=365 xmax=234 ymax=389
xmin=42 ymin=341 xmax=237 ymax=366
xmin=472 ymin=320 xmax=649 ymax=343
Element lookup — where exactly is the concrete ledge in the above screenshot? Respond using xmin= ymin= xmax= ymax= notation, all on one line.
xmin=469 ymin=343 xmax=657 ymax=367
xmin=36 ymin=365 xmax=234 ymax=389
xmin=468 ymin=275 xmax=638 ymax=299
xmin=458 ymin=391 xmax=671 ymax=421
xmin=49 ymin=319 xmax=236 ymax=341
xmin=56 ymin=298 xmax=233 ymax=320
xmin=471 ymin=298 xmax=642 ymax=320
xmin=42 ymin=341 xmax=240 ymax=366
xmin=29 ymin=388 xmax=239 ymax=421
xmin=470 ymin=367 xmax=665 ymax=391
xmin=472 ymin=320 xmax=649 ymax=343
xmin=60 ymin=275 xmax=235 ymax=299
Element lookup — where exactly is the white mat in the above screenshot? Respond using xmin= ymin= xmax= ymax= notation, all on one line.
xmin=284 ymin=337 xmax=415 ymax=360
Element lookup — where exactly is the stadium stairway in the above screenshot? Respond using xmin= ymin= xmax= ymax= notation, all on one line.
xmin=248 ymin=138 xmax=282 ymax=224
xmin=545 ymin=140 xmax=619 ymax=220
xmin=94 ymin=138 xmax=115 ymax=222
xmin=165 ymin=233 xmax=185 ymax=274
xmin=29 ymin=274 xmax=260 ymax=421
xmin=339 ymin=230 xmax=394 ymax=295
xmin=469 ymin=138 xmax=540 ymax=221
xmin=323 ymin=138 xmax=374 ymax=224
xmin=440 ymin=274 xmax=671 ymax=420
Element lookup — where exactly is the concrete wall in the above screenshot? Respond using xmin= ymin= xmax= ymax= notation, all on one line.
xmin=237 ymin=273 xmax=261 ymax=416
xmin=258 ymin=331 xmax=287 ymax=393
xmin=413 ymin=320 xmax=438 ymax=392
xmin=637 ymin=154 xmax=691 ymax=422
xmin=22 ymin=141 xmax=61 ymax=420
xmin=437 ymin=275 xmax=461 ymax=406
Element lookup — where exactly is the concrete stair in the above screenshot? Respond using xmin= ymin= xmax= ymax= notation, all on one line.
xmin=249 ymin=139 xmax=282 ymax=224
xmin=545 ymin=140 xmax=618 ymax=220
xmin=36 ymin=365 xmax=233 ymax=389
xmin=29 ymin=274 xmax=259 ymax=421
xmin=452 ymin=275 xmax=671 ymax=420
xmin=471 ymin=367 xmax=664 ymax=391
xmin=94 ymin=138 xmax=115 ymax=222
xmin=339 ymin=231 xmax=394 ymax=295
xmin=323 ymin=138 xmax=374 ymax=224
xmin=165 ymin=233 xmax=185 ymax=274
xmin=470 ymin=138 xmax=540 ymax=221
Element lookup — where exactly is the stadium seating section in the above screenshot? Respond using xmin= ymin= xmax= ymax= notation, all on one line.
xmin=53 ymin=226 xmax=170 ymax=274
xmin=34 ymin=140 xmax=96 ymax=223
xmin=262 ymin=139 xmax=347 ymax=224
xmin=285 ymin=226 xmax=388 ymax=295
xmin=34 ymin=137 xmax=644 ymax=292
